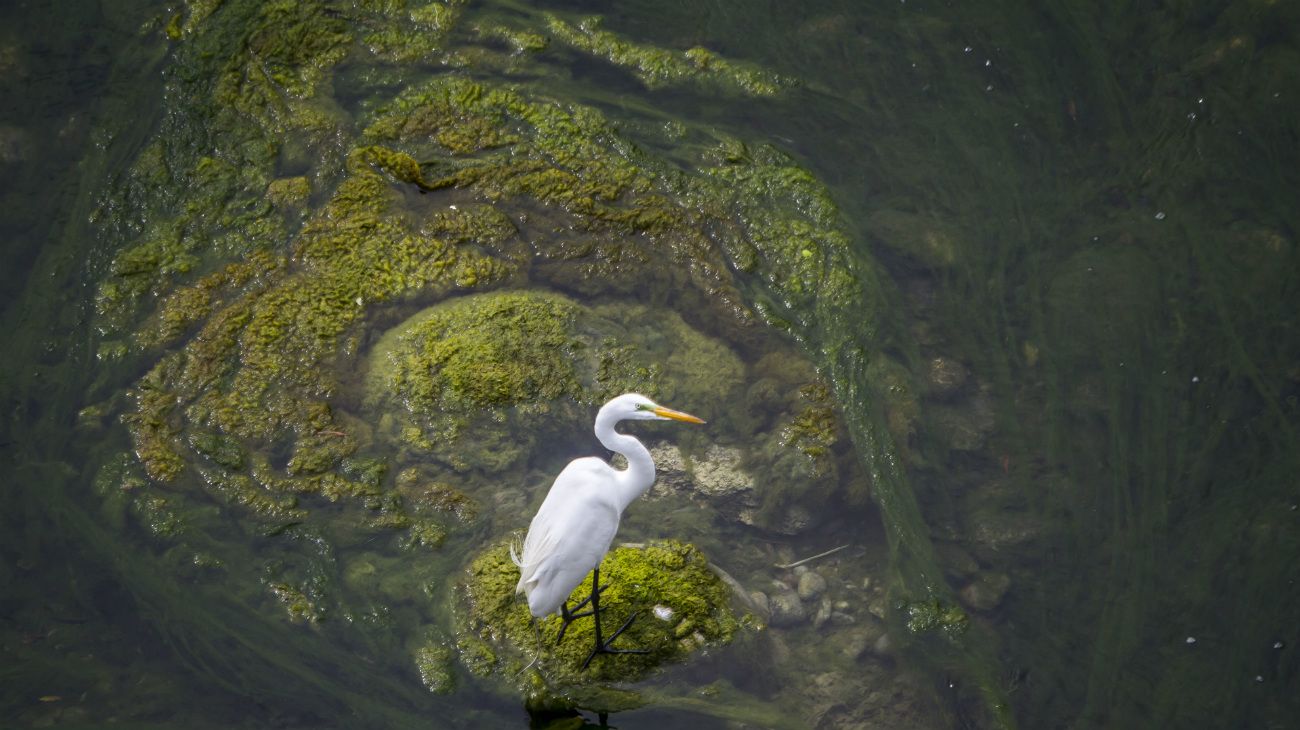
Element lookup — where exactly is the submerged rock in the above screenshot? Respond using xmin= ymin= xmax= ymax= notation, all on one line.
xmin=767 ymin=582 xmax=808 ymax=628
xmin=797 ymin=570 xmax=828 ymax=601
xmin=865 ymin=208 xmax=963 ymax=270
xmin=924 ymin=356 xmax=969 ymax=398
xmin=959 ymin=571 xmax=1012 ymax=612
xmin=366 ymin=290 xmax=745 ymax=474
xmin=690 ymin=444 xmax=754 ymax=498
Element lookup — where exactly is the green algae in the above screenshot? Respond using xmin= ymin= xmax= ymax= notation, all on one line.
xmin=95 ymin=0 xmax=360 ymax=337
xmin=82 ymin=0 xmax=879 ymax=721
xmin=783 ymin=382 xmax=840 ymax=464
xmin=366 ymin=290 xmax=745 ymax=474
xmin=373 ymin=291 xmax=585 ymax=413
xmin=904 ymin=598 xmax=970 ymax=642
xmin=359 ymin=0 xmax=465 ymax=64
xmin=865 ymin=355 xmax=922 ymax=463
xmin=476 ymin=23 xmax=550 ymax=55
xmin=102 ymin=62 xmax=859 ymax=706
xmin=266 ymin=176 xmax=311 ymax=208
xmin=123 ymin=143 xmax=516 ymax=485
xmin=544 ymin=14 xmax=788 ymax=97
xmin=9 ymin=0 xmax=1297 ymax=726
xmin=414 ymin=642 xmax=457 ymax=694
xmin=458 ymin=540 xmax=740 ymax=695
xmin=865 ymin=209 xmax=963 ymax=271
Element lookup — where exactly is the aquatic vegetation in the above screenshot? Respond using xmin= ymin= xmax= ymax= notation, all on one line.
xmin=544 ymin=14 xmax=789 ymax=97
xmin=903 ymin=597 xmax=969 ymax=641
xmin=8 ymin=0 xmax=1300 ymax=726
xmin=75 ymin=0 xmax=885 ymax=722
xmin=413 ymin=643 xmax=457 ymax=695
xmin=101 ymin=27 xmax=856 ymax=545
xmin=864 ymin=209 xmax=962 ymax=270
xmin=358 ymin=0 xmax=465 ymax=64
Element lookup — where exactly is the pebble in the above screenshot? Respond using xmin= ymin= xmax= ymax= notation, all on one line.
xmin=797 ymin=570 xmax=828 ymax=601
xmin=768 ymin=583 xmax=807 ymax=627
xmin=829 ymin=611 xmax=856 ymax=627
xmin=874 ymin=633 xmax=893 ymax=656
xmin=838 ymin=615 xmax=887 ymax=661
xmin=812 ymin=597 xmax=833 ymax=630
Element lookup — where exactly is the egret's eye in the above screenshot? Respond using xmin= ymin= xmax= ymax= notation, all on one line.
xmin=635 ymin=403 xmax=652 ymax=411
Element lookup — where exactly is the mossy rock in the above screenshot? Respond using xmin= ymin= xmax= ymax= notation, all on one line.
xmin=456 ymin=540 xmax=740 ymax=703
xmin=365 ymin=290 xmax=744 ymax=473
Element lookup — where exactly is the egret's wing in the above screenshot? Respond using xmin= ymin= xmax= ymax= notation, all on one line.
xmin=514 ymin=458 xmax=621 ymax=617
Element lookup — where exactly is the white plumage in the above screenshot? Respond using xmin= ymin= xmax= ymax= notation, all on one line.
xmin=511 ymin=393 xmax=704 ymax=618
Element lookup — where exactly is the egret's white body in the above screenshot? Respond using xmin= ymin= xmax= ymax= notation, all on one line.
xmin=511 ymin=393 xmax=703 ymax=618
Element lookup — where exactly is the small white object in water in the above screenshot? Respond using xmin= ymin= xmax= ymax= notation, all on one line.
xmin=1186 ymin=636 xmax=1197 ymax=645
xmin=1155 ymin=211 xmax=1166 ymax=220
xmin=652 ymin=605 xmax=674 ymax=621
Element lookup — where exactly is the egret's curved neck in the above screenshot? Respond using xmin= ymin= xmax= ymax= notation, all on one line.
xmin=594 ymin=408 xmax=655 ymax=512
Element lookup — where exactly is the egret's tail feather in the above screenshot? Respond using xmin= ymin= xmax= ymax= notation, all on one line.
xmin=510 ymin=537 xmax=533 ymax=598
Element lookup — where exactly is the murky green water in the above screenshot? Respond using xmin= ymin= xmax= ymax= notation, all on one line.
xmin=3 ymin=1 xmax=1297 ymax=728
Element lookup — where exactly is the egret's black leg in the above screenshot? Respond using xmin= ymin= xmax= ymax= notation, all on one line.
xmin=555 ymin=569 xmax=608 ymax=645
xmin=581 ymin=568 xmax=650 ymax=670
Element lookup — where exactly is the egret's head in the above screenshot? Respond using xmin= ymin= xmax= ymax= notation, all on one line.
xmin=605 ymin=392 xmax=705 ymax=424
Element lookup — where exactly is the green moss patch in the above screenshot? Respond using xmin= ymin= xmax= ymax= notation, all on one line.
xmin=458 ymin=540 xmax=740 ymax=691
xmin=366 ymin=290 xmax=745 ymax=474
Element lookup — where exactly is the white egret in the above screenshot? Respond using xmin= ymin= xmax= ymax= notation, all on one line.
xmin=511 ymin=392 xmax=705 ymax=668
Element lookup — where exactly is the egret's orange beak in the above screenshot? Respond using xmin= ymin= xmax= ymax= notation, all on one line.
xmin=653 ymin=406 xmax=705 ymax=424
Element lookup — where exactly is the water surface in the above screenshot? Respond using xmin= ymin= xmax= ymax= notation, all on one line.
xmin=2 ymin=1 xmax=1297 ymax=728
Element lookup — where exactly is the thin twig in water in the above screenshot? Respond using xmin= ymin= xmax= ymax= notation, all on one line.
xmin=774 ymin=544 xmax=850 ymax=570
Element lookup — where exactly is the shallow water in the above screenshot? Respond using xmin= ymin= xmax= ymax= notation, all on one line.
xmin=3 ymin=1 xmax=1297 ymax=728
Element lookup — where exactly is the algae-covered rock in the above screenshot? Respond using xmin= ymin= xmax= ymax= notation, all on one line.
xmin=366 ymin=290 xmax=745 ymax=473
xmin=457 ymin=540 xmax=739 ymax=698
xmin=742 ymin=362 xmax=860 ymax=534
xmin=266 ymin=176 xmax=311 ymax=208
xmin=413 ymin=642 xmax=457 ymax=695
xmin=368 ymin=290 xmax=590 ymax=414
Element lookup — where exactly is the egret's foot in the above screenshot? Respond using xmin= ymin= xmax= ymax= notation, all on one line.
xmin=555 ymin=584 xmax=609 ymax=645
xmin=580 ymin=611 xmax=650 ymax=670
